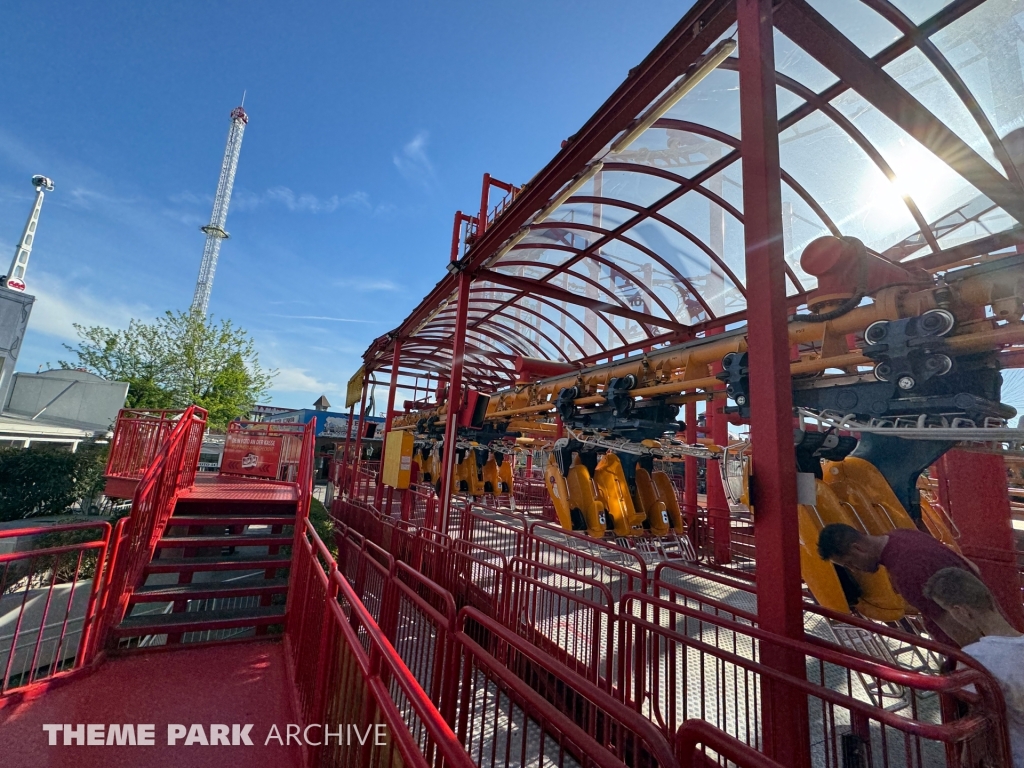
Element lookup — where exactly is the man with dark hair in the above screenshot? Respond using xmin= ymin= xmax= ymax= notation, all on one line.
xmin=817 ymin=523 xmax=983 ymax=646
xmin=924 ymin=568 xmax=1023 ymax=767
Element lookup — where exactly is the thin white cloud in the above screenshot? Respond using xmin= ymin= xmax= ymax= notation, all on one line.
xmin=171 ymin=186 xmax=392 ymax=216
xmin=268 ymin=314 xmax=379 ymax=323
xmin=233 ymin=187 xmax=379 ymax=214
xmin=393 ymin=131 xmax=436 ymax=189
xmin=335 ymin=277 xmax=401 ymax=292
xmin=272 ymin=366 xmax=337 ymax=396
xmin=26 ymin=271 xmax=148 ymax=342
xmin=0 ymin=128 xmax=47 ymax=174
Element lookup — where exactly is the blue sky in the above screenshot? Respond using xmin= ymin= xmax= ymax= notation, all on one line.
xmin=0 ymin=1 xmax=691 ymax=412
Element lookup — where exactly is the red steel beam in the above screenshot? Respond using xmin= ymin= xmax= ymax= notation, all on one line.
xmin=737 ymin=2 xmax=810 ymax=765
xmin=684 ymin=399 xmax=698 ymax=529
xmin=476 ymin=268 xmax=690 ymax=333
xmin=451 ymin=211 xmax=475 ymax=262
xmin=911 ymin=226 xmax=1024 ymax=272
xmin=388 ymin=0 xmax=736 ymax=343
xmin=774 ymin=0 xmax=1024 ymax=224
xmin=349 ymin=370 xmax=370 ymax=496
xmin=401 ymin=340 xmax=520 ymax=361
xmin=375 ymin=339 xmax=403 ymax=505
xmin=437 ymin=272 xmax=471 ymax=532
xmin=935 ymin=450 xmax=1024 ymax=631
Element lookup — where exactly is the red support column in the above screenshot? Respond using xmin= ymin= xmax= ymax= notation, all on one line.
xmin=340 ymin=403 xmax=355 ymax=493
xmin=451 ymin=211 xmax=472 ymax=262
xmin=437 ymin=272 xmax=472 ymax=533
xmin=685 ymin=399 xmax=699 ymax=532
xmin=478 ymin=173 xmax=492 ymax=236
xmin=737 ymin=1 xmax=810 ymax=765
xmin=705 ymin=331 xmax=731 ymax=563
xmin=935 ymin=450 xmax=1024 ymax=630
xmin=350 ymin=372 xmax=369 ymax=498
xmin=375 ymin=340 xmax=403 ymax=507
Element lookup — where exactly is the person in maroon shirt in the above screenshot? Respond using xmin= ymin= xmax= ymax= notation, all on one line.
xmin=818 ymin=524 xmax=984 ymax=647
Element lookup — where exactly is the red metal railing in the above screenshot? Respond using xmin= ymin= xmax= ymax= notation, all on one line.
xmin=104 ymin=409 xmax=186 ymax=479
xmin=675 ymin=720 xmax=785 ymax=768
xmin=336 ymin=491 xmax=1013 ymax=768
xmin=100 ymin=405 xmax=207 ymax=638
xmin=221 ymin=420 xmax=309 ymax=482
xmin=295 ymin=419 xmax=316 ymax=522
xmin=0 ymin=522 xmax=112 ymax=699
xmin=512 ymin=473 xmax=554 ymax=518
xmin=286 ymin=519 xmax=477 ymax=768
xmin=619 ymin=593 xmax=1011 ymax=768
xmin=507 ymin=557 xmax=616 ymax=690
xmin=454 ymin=607 xmax=680 ymax=768
xmin=459 ymin=506 xmax=526 ymax=561
xmin=526 ymin=521 xmax=649 ymax=599
xmin=405 ymin=484 xmax=437 ymax=526
xmin=328 ymin=507 xmax=780 ymax=768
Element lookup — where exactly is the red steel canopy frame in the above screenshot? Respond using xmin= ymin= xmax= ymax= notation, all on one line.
xmin=355 ymin=2 xmax=1024 ymax=763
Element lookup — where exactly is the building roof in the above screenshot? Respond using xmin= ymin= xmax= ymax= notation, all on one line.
xmin=0 ymin=410 xmax=108 ymax=443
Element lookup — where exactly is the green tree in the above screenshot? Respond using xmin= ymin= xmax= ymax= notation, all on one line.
xmin=60 ymin=311 xmax=275 ymax=427
xmin=59 ymin=320 xmax=173 ymax=409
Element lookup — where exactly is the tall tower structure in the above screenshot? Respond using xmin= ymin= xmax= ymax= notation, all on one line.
xmin=191 ymin=104 xmax=248 ymax=316
xmin=3 ymin=175 xmax=55 ymax=292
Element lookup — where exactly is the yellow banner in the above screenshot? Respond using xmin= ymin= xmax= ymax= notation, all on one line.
xmin=346 ymin=367 xmax=365 ymax=409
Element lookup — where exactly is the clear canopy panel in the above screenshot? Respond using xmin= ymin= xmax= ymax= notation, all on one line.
xmin=380 ymin=0 xmax=1024 ymax=390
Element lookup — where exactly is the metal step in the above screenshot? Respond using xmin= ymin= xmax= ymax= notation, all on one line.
xmin=144 ymin=552 xmax=291 ymax=574
xmin=113 ymin=605 xmax=286 ymax=637
xmin=154 ymin=534 xmax=293 ymax=549
xmin=130 ymin=578 xmax=290 ymax=603
xmin=167 ymin=515 xmax=297 ymax=528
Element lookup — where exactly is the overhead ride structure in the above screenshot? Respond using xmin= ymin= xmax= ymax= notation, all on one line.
xmin=348 ymin=0 xmax=1024 ymax=765
xmin=4 ymin=3 xmax=1024 ymax=768
xmin=190 ymin=104 xmax=248 ymax=316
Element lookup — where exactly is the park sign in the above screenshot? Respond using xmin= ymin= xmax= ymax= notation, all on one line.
xmin=221 ymin=432 xmax=283 ymax=479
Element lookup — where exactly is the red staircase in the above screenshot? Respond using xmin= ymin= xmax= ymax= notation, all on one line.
xmin=109 ymin=487 xmax=297 ymax=645
xmin=101 ymin=409 xmax=315 ymax=649
xmin=5 ymin=409 xmax=1010 ymax=768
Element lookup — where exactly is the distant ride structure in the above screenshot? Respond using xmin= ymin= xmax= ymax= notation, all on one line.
xmin=3 ymin=174 xmax=54 ymax=293
xmin=190 ymin=102 xmax=248 ymax=316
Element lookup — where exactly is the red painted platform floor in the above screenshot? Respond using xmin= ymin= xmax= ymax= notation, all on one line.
xmin=0 ymin=641 xmax=304 ymax=768
xmin=183 ymin=473 xmax=300 ymax=502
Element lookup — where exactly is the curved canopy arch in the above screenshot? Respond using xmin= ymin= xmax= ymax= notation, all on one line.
xmin=361 ymin=0 xmax=1024 ymax=402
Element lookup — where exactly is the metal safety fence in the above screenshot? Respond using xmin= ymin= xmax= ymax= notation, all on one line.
xmin=331 ymin=495 xmax=1013 ymax=768
xmin=0 ymin=522 xmax=112 ymax=699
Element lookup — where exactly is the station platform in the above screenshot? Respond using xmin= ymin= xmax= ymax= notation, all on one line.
xmin=0 ymin=641 xmax=303 ymax=768
xmin=182 ymin=473 xmax=300 ymax=503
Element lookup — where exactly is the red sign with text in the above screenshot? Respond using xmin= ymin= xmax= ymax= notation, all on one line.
xmin=221 ymin=433 xmax=283 ymax=479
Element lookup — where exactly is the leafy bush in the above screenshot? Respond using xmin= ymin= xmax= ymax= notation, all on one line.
xmin=0 ymin=442 xmax=109 ymax=522
xmin=308 ymin=497 xmax=337 ymax=557
xmin=2 ymin=525 xmax=108 ymax=595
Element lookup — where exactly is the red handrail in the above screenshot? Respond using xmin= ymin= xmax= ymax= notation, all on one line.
xmin=100 ymin=405 xmax=207 ymax=641
xmin=295 ymin=420 xmax=315 ymax=523
xmin=619 ymin=592 xmax=1011 ymax=763
xmin=286 ymin=519 xmax=477 ymax=768
xmin=104 ymin=409 xmax=187 ymax=479
xmin=339 ymin=494 xmax=1015 ymax=768
xmin=676 ymin=720 xmax=785 ymax=768
xmin=0 ymin=522 xmax=112 ymax=699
